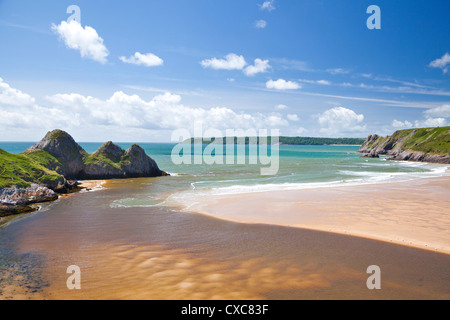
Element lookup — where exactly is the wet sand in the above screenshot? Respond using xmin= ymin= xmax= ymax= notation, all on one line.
xmin=186 ymin=176 xmax=450 ymax=255
xmin=0 ymin=178 xmax=449 ymax=300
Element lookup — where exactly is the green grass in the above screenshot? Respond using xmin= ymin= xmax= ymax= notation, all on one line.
xmin=83 ymin=144 xmax=130 ymax=170
xmin=183 ymin=136 xmax=366 ymax=145
xmin=22 ymin=149 xmax=62 ymax=172
xmin=367 ymin=126 xmax=450 ymax=155
xmin=84 ymin=153 xmax=122 ymax=170
xmin=401 ymin=127 xmax=450 ymax=155
xmin=0 ymin=148 xmax=64 ymax=188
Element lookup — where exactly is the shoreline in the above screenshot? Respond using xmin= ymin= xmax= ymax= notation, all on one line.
xmin=181 ymin=175 xmax=450 ymax=255
xmin=77 ymin=180 xmax=107 ymax=191
xmin=0 ymin=180 xmax=107 ymax=227
xmin=1 ymin=175 xmax=449 ymax=299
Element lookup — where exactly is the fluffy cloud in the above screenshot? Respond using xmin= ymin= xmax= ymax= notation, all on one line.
xmin=0 ymin=79 xmax=78 ymax=129
xmin=317 ymin=107 xmax=365 ymax=135
xmin=0 ymin=77 xmax=35 ymax=107
xmin=244 ymin=59 xmax=270 ymax=76
xmin=201 ymin=54 xmax=270 ymax=77
xmin=287 ymin=114 xmax=300 ymax=121
xmin=393 ymin=105 xmax=450 ymax=130
xmin=266 ymin=79 xmax=301 ymax=90
xmin=0 ymin=78 xmax=292 ymax=140
xmin=415 ymin=118 xmax=447 ymax=128
xmin=119 ymin=52 xmax=164 ymax=67
xmin=52 ymin=20 xmax=109 ymax=64
xmin=201 ymin=53 xmax=247 ymax=70
xmin=275 ymin=104 xmax=288 ymax=110
xmin=429 ymin=53 xmax=450 ymax=74
xmin=260 ymin=0 xmax=276 ymax=11
xmin=424 ymin=104 xmax=450 ymax=118
xmin=392 ymin=120 xmax=413 ymax=129
xmin=255 ymin=20 xmax=267 ymax=29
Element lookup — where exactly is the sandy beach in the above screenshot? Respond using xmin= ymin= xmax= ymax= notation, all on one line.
xmin=0 ymin=177 xmax=449 ymax=299
xmin=185 ymin=176 xmax=450 ymax=255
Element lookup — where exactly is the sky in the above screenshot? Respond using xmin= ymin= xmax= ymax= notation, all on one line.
xmin=0 ymin=0 xmax=449 ymax=142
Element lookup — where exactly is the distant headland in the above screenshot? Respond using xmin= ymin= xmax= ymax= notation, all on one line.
xmin=359 ymin=126 xmax=450 ymax=164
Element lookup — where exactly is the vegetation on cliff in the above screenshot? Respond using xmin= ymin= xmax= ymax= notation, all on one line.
xmin=359 ymin=126 xmax=450 ymax=163
xmin=183 ymin=136 xmax=365 ymax=145
xmin=26 ymin=130 xmax=164 ymax=179
xmin=1 ymin=129 xmax=166 ymax=216
xmin=0 ymin=149 xmax=64 ymax=189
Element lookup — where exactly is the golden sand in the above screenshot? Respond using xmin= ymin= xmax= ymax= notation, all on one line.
xmin=185 ymin=176 xmax=450 ymax=254
xmin=1 ymin=177 xmax=448 ymax=300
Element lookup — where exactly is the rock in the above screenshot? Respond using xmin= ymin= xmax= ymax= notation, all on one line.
xmin=82 ymin=142 xmax=165 ymax=179
xmin=359 ymin=127 xmax=450 ymax=164
xmin=0 ymin=203 xmax=35 ymax=216
xmin=1 ymin=130 xmax=167 ymax=217
xmin=0 ymin=184 xmax=58 ymax=205
xmin=28 ymin=130 xmax=166 ymax=180
xmin=361 ymin=150 xmax=379 ymax=158
xmin=121 ymin=144 xmax=163 ymax=178
xmin=27 ymin=129 xmax=87 ymax=179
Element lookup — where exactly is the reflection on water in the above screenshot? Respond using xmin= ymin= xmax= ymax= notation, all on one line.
xmin=0 ymin=179 xmax=449 ymax=300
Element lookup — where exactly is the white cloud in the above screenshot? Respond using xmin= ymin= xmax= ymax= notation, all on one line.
xmin=0 ymin=77 xmax=294 ymax=139
xmin=392 ymin=120 xmax=413 ymax=129
xmin=429 ymin=52 xmax=450 ymax=74
xmin=296 ymin=127 xmax=307 ymax=135
xmin=244 ymin=59 xmax=270 ymax=76
xmin=260 ymin=0 xmax=276 ymax=11
xmin=424 ymin=104 xmax=450 ymax=118
xmin=275 ymin=104 xmax=288 ymax=110
xmin=317 ymin=80 xmax=331 ymax=85
xmin=326 ymin=68 xmax=349 ymax=75
xmin=317 ymin=107 xmax=366 ymax=136
xmin=415 ymin=118 xmax=447 ymax=128
xmin=255 ymin=20 xmax=267 ymax=29
xmin=298 ymin=79 xmax=331 ymax=85
xmin=119 ymin=52 xmax=163 ymax=67
xmin=201 ymin=54 xmax=270 ymax=77
xmin=152 ymin=92 xmax=182 ymax=104
xmin=287 ymin=114 xmax=300 ymax=121
xmin=0 ymin=77 xmax=35 ymax=107
xmin=51 ymin=20 xmax=109 ymax=64
xmin=200 ymin=53 xmax=247 ymax=70
xmin=266 ymin=79 xmax=301 ymax=90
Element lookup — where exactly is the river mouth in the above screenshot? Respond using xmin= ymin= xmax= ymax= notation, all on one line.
xmin=0 ymin=179 xmax=449 ymax=300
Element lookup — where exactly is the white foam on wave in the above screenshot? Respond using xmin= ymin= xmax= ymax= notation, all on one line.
xmin=169 ymin=162 xmax=450 ymax=208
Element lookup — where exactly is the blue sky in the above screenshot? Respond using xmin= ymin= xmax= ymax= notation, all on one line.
xmin=0 ymin=0 xmax=449 ymax=142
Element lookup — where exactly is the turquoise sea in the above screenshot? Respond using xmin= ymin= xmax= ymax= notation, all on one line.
xmin=1 ymin=141 xmax=450 ymax=299
xmin=1 ymin=141 xmax=448 ymax=209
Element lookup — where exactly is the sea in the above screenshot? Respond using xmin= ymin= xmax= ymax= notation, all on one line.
xmin=0 ymin=141 xmax=449 ymax=209
xmin=1 ymin=142 xmax=449 ymax=299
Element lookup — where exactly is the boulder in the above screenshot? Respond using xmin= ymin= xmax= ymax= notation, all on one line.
xmin=27 ymin=129 xmax=87 ymax=179
xmin=28 ymin=130 xmax=166 ymax=180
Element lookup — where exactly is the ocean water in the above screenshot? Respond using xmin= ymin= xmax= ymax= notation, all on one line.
xmin=2 ymin=141 xmax=448 ymax=209
xmin=1 ymin=142 xmax=450 ymax=299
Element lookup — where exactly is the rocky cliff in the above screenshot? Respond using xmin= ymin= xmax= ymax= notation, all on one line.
xmin=1 ymin=129 xmax=167 ymax=217
xmin=26 ymin=130 xmax=87 ymax=179
xmin=26 ymin=129 xmax=165 ymax=179
xmin=82 ymin=142 xmax=165 ymax=179
xmin=359 ymin=126 xmax=450 ymax=164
